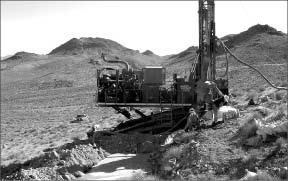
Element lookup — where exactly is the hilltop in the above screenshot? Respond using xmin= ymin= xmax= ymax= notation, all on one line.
xmin=220 ymin=24 xmax=285 ymax=51
xmin=49 ymin=37 xmax=130 ymax=56
xmin=48 ymin=37 xmax=164 ymax=69
xmin=3 ymin=51 xmax=39 ymax=61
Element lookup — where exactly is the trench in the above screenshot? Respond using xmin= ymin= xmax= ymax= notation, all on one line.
xmin=113 ymin=107 xmax=190 ymax=135
xmin=77 ymin=107 xmax=192 ymax=180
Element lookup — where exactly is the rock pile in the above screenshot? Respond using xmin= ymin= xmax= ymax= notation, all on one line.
xmin=3 ymin=142 xmax=108 ymax=180
xmin=150 ymin=130 xmax=216 ymax=180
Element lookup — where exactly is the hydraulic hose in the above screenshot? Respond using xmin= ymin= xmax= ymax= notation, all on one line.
xmin=216 ymin=37 xmax=288 ymax=91
xmin=217 ymin=41 xmax=229 ymax=78
xmin=101 ymin=53 xmax=130 ymax=70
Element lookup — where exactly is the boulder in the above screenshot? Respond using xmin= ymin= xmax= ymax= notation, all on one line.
xmin=73 ymin=171 xmax=85 ymax=177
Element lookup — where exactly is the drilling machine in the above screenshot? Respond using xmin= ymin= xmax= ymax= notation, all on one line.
xmin=95 ymin=0 xmax=228 ymax=121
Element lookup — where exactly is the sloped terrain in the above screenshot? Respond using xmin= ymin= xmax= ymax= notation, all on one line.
xmin=147 ymin=24 xmax=287 ymax=180
xmin=165 ymin=24 xmax=287 ymax=88
xmin=219 ymin=24 xmax=286 ymax=54
xmin=0 ymin=36 xmax=165 ymax=174
xmin=164 ymin=46 xmax=198 ymax=80
xmin=151 ymin=104 xmax=287 ymax=180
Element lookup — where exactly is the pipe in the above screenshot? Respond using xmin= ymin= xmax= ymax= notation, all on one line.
xmin=101 ymin=53 xmax=130 ymax=70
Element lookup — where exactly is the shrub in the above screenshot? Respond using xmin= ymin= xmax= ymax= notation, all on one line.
xmin=245 ymin=91 xmax=257 ymax=101
xmin=253 ymin=106 xmax=270 ymax=117
xmin=236 ymin=113 xmax=262 ymax=140
xmin=163 ymin=146 xmax=183 ymax=160
xmin=275 ymin=92 xmax=283 ymax=100
xmin=258 ymin=87 xmax=265 ymax=92
xmin=265 ymin=110 xmax=285 ymax=123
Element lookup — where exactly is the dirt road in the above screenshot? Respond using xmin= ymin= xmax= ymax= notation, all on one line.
xmin=79 ymin=153 xmax=151 ymax=180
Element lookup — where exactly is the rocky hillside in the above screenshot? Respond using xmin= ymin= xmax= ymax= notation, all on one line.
xmin=49 ymin=37 xmax=130 ymax=56
xmin=1 ymin=24 xmax=286 ymax=88
xmin=164 ymin=24 xmax=287 ymax=91
xmin=217 ymin=24 xmax=287 ymax=67
xmin=1 ymin=51 xmax=42 ymax=71
xmin=0 ymin=37 xmax=166 ymax=87
xmin=164 ymin=46 xmax=198 ymax=79
xmin=1 ymin=55 xmax=13 ymax=61
xmin=4 ymin=51 xmax=39 ymax=61
xmin=216 ymin=24 xmax=287 ymax=92
xmin=167 ymin=24 xmax=287 ymax=67
xmin=219 ymin=24 xmax=286 ymax=53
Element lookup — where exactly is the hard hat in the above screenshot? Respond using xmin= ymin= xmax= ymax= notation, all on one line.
xmin=204 ymin=81 xmax=216 ymax=88
xmin=189 ymin=108 xmax=195 ymax=113
xmin=103 ymin=73 xmax=111 ymax=77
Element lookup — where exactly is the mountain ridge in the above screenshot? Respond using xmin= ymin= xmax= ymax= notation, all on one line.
xmin=1 ymin=24 xmax=286 ymax=71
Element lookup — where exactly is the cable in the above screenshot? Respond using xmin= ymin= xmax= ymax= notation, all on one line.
xmin=216 ymin=37 xmax=288 ymax=91
xmin=217 ymin=40 xmax=229 ymax=78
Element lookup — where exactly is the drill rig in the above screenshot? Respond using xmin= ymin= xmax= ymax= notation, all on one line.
xmin=95 ymin=0 xmax=228 ymax=124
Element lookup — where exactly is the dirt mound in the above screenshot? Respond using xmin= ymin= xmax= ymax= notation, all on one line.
xmin=1 ymin=140 xmax=108 ymax=180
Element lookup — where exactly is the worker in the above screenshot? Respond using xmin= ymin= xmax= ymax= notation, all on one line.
xmin=196 ymin=80 xmax=228 ymax=125
xmin=184 ymin=108 xmax=200 ymax=131
xmin=211 ymin=89 xmax=230 ymax=125
xmin=91 ymin=124 xmax=103 ymax=149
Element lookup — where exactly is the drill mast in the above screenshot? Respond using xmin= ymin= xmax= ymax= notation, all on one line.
xmin=197 ymin=0 xmax=216 ymax=81
xmin=95 ymin=0 xmax=228 ymax=108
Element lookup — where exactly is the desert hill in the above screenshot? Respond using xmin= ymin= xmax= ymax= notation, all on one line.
xmin=142 ymin=50 xmax=155 ymax=56
xmin=4 ymin=51 xmax=39 ymax=61
xmin=1 ymin=24 xmax=286 ymax=95
xmin=163 ymin=46 xmax=198 ymax=78
xmin=1 ymin=51 xmax=41 ymax=71
xmin=0 ymin=37 xmax=165 ymax=86
xmin=49 ymin=37 xmax=131 ymax=56
xmin=167 ymin=24 xmax=287 ymax=67
xmin=142 ymin=50 xmax=154 ymax=55
xmin=219 ymin=24 xmax=286 ymax=51
xmin=48 ymin=37 xmax=164 ymax=69
xmin=164 ymin=24 xmax=287 ymax=91
xmin=217 ymin=24 xmax=287 ymax=92
xmin=1 ymin=55 xmax=13 ymax=61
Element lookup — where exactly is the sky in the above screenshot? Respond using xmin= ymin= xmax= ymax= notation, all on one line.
xmin=1 ymin=1 xmax=287 ymax=57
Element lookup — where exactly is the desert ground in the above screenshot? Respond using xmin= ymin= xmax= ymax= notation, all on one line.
xmin=1 ymin=24 xmax=287 ymax=180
